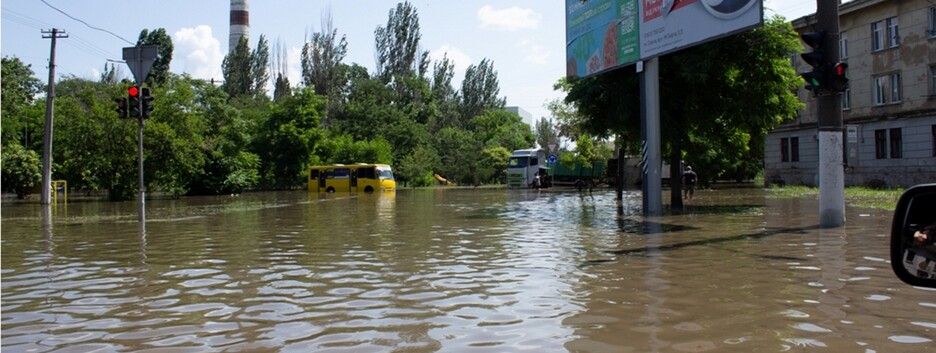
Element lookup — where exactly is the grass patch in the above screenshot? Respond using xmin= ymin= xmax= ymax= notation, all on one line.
xmin=767 ymin=185 xmax=903 ymax=210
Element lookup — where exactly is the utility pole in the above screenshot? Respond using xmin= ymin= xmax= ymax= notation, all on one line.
xmin=815 ymin=0 xmax=845 ymax=227
xmin=40 ymin=28 xmax=67 ymax=205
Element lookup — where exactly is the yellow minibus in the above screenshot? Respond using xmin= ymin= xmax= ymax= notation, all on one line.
xmin=308 ymin=164 xmax=396 ymax=193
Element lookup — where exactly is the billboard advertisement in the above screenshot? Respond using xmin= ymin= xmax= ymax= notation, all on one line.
xmin=566 ymin=0 xmax=763 ymax=79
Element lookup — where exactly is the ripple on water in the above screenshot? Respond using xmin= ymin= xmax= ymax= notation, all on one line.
xmin=889 ymin=335 xmax=933 ymax=344
xmin=792 ymin=323 xmax=832 ymax=333
xmin=672 ymin=340 xmax=717 ymax=352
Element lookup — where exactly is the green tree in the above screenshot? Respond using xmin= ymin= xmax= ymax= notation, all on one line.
xmin=272 ymin=38 xmax=291 ymax=102
xmin=374 ymin=1 xmax=427 ymax=80
xmin=428 ymin=53 xmax=461 ymax=132
xmin=52 ymin=77 xmax=138 ymax=200
xmin=222 ymin=35 xmax=270 ymax=101
xmin=535 ymin=117 xmax=560 ymax=152
xmin=460 ymin=58 xmax=506 ymax=122
xmin=469 ymin=109 xmax=535 ymax=152
xmin=254 ymin=87 xmax=326 ymax=189
xmin=1 ymin=56 xmax=43 ymax=146
xmin=301 ymin=11 xmax=349 ymax=123
xmin=565 ymin=16 xmax=802 ymax=208
xmin=137 ymin=28 xmax=174 ymax=86
xmin=396 ymin=144 xmax=439 ymax=187
xmin=1 ymin=143 xmax=41 ymax=199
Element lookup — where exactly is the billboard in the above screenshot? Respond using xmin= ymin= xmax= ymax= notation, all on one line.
xmin=566 ymin=0 xmax=763 ymax=79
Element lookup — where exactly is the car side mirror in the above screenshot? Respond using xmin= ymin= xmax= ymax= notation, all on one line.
xmin=890 ymin=183 xmax=936 ymax=288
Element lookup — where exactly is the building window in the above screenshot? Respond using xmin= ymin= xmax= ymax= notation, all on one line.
xmin=890 ymin=128 xmax=902 ymax=158
xmin=930 ymin=7 xmax=936 ymax=38
xmin=932 ymin=125 xmax=936 ymax=157
xmin=875 ymin=128 xmax=903 ymax=159
xmin=873 ymin=74 xmax=901 ymax=105
xmin=875 ymin=129 xmax=888 ymax=159
xmin=931 ymin=65 xmax=936 ymax=96
xmin=841 ymin=86 xmax=850 ymax=110
xmin=890 ymin=73 xmax=902 ymax=103
xmin=839 ymin=31 xmax=848 ymax=59
xmin=790 ymin=137 xmax=799 ymax=162
xmin=887 ymin=17 xmax=900 ymax=48
xmin=781 ymin=138 xmax=789 ymax=162
xmin=780 ymin=137 xmax=799 ymax=162
xmin=872 ymin=21 xmax=884 ymax=51
xmin=874 ymin=76 xmax=886 ymax=105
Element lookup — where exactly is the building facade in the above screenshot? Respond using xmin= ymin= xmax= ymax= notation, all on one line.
xmin=765 ymin=0 xmax=936 ymax=187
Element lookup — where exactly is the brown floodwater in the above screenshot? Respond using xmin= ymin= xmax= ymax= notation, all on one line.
xmin=2 ymin=187 xmax=934 ymax=352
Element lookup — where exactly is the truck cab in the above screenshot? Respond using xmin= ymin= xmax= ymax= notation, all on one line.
xmin=506 ymin=148 xmax=547 ymax=189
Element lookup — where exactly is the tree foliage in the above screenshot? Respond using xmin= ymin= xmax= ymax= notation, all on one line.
xmin=222 ymin=35 xmax=270 ymax=101
xmin=374 ymin=1 xmax=426 ymax=80
xmin=301 ymin=11 xmax=348 ymax=106
xmin=564 ymin=16 xmax=803 ymax=207
xmin=137 ymin=28 xmax=174 ymax=86
xmin=460 ymin=58 xmax=506 ymax=122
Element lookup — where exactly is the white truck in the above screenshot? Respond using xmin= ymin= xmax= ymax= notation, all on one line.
xmin=506 ymin=148 xmax=547 ymax=189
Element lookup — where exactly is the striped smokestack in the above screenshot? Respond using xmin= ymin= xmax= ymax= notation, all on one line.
xmin=229 ymin=0 xmax=249 ymax=52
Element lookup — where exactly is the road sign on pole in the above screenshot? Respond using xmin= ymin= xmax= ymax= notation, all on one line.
xmin=122 ymin=45 xmax=158 ymax=84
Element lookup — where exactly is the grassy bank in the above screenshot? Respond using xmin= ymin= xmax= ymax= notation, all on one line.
xmin=766 ymin=185 xmax=904 ymax=210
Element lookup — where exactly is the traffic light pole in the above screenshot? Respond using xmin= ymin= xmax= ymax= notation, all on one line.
xmin=815 ymin=0 xmax=845 ymax=227
xmin=136 ymin=91 xmax=145 ymax=223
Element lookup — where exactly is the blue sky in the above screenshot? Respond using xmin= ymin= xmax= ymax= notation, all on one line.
xmin=2 ymin=1 xmax=816 ymax=123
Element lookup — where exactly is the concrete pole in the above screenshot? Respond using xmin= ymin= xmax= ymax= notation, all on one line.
xmin=40 ymin=28 xmax=67 ymax=205
xmin=816 ymin=0 xmax=845 ymax=227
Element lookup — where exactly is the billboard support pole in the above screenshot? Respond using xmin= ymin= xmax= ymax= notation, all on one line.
xmin=640 ymin=58 xmax=663 ymax=216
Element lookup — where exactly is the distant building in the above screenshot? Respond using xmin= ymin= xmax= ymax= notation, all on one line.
xmin=506 ymin=106 xmax=534 ymax=130
xmin=765 ymin=0 xmax=936 ymax=188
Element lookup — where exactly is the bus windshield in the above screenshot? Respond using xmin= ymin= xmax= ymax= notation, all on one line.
xmin=377 ymin=168 xmax=394 ymax=180
xmin=508 ymin=157 xmax=529 ymax=168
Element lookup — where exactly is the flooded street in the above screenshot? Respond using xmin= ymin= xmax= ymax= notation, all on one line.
xmin=2 ymin=187 xmax=934 ymax=352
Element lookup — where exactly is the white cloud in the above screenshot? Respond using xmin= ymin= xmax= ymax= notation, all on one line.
xmin=429 ymin=45 xmax=472 ymax=86
xmin=477 ymin=5 xmax=541 ymax=31
xmin=172 ymin=25 xmax=224 ymax=81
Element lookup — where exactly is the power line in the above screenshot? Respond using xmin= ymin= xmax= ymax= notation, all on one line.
xmin=39 ymin=0 xmax=135 ymax=45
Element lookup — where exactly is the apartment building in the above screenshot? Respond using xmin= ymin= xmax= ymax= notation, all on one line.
xmin=765 ymin=0 xmax=936 ymax=187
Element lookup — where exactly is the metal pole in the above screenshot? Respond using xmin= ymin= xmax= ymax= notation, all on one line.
xmin=40 ymin=28 xmax=67 ymax=205
xmin=136 ymin=48 xmax=146 ymax=222
xmin=639 ymin=59 xmax=663 ymax=216
xmin=816 ymin=0 xmax=845 ymax=227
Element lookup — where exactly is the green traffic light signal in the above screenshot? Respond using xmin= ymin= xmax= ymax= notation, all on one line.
xmin=141 ymin=88 xmax=154 ymax=119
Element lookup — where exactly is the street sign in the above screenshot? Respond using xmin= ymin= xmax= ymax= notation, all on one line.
xmin=548 ymin=143 xmax=557 ymax=152
xmin=122 ymin=45 xmax=158 ymax=84
xmin=548 ymin=154 xmax=558 ymax=165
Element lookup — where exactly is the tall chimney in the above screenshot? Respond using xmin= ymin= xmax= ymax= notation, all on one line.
xmin=230 ymin=0 xmax=249 ymax=52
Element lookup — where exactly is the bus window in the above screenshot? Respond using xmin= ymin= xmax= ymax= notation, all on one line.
xmin=359 ymin=167 xmax=376 ymax=179
xmin=310 ymin=170 xmax=320 ymax=179
xmin=530 ymin=157 xmax=539 ymax=166
xmin=331 ymin=168 xmax=350 ymax=179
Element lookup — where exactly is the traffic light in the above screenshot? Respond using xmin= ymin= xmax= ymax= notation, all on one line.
xmin=800 ymin=31 xmax=827 ymax=92
xmin=128 ymin=85 xmax=141 ymax=118
xmin=141 ymin=88 xmax=154 ymax=118
xmin=830 ymin=62 xmax=848 ymax=92
xmin=115 ymin=97 xmax=128 ymax=119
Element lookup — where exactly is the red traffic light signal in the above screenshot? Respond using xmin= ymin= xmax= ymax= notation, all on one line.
xmin=128 ymin=85 xmax=141 ymax=118
xmin=831 ymin=62 xmax=848 ymax=92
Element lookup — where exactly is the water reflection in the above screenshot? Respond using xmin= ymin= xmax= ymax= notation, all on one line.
xmin=2 ymin=188 xmax=934 ymax=352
